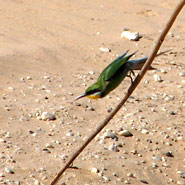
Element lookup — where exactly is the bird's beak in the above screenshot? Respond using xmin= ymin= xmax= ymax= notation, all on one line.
xmin=74 ymin=93 xmax=87 ymax=101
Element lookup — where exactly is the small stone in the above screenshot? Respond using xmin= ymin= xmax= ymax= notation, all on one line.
xmin=154 ymin=74 xmax=163 ymax=82
xmin=66 ymin=132 xmax=74 ymax=137
xmin=168 ymin=178 xmax=174 ymax=183
xmin=60 ymin=154 xmax=68 ymax=160
xmin=109 ymin=143 xmax=119 ymax=152
xmin=121 ymin=30 xmax=140 ymax=41
xmin=179 ymin=72 xmax=185 ymax=77
xmin=5 ymin=132 xmax=11 ymax=138
xmin=130 ymin=149 xmax=137 ymax=155
xmin=42 ymin=148 xmax=51 ymax=153
xmin=5 ymin=167 xmax=14 ymax=174
xmin=91 ymin=167 xmax=99 ymax=173
xmin=45 ymin=143 xmax=54 ymax=149
xmin=177 ymin=180 xmax=185 ymax=185
xmin=141 ymin=129 xmax=149 ymax=134
xmin=86 ymin=106 xmax=95 ymax=111
xmin=103 ymin=131 xmax=118 ymax=140
xmin=102 ymin=176 xmax=110 ymax=182
xmin=177 ymin=171 xmax=184 ymax=175
xmin=107 ymin=107 xmax=113 ymax=113
xmin=41 ymin=112 xmax=56 ymax=121
xmin=152 ymin=157 xmax=161 ymax=161
xmin=27 ymin=76 xmax=32 ymax=80
xmin=177 ymin=171 xmax=185 ymax=179
xmin=74 ymin=102 xmax=81 ymax=106
xmin=166 ymin=142 xmax=172 ymax=146
xmin=160 ymin=69 xmax=167 ymax=73
xmin=0 ymin=173 xmax=5 ymax=177
xmin=8 ymin=87 xmax=15 ymax=90
xmin=162 ymin=163 xmax=170 ymax=168
xmin=180 ymin=173 xmax=185 ymax=179
xmin=124 ymin=179 xmax=131 ymax=184
xmin=119 ymin=130 xmax=133 ymax=137
xmin=140 ymin=179 xmax=148 ymax=184
xmin=127 ymin=172 xmax=135 ymax=177
xmin=169 ymin=111 xmax=175 ymax=115
xmin=152 ymin=163 xmax=158 ymax=168
xmin=99 ymin=47 xmax=111 ymax=53
xmin=165 ymin=151 xmax=174 ymax=157
xmin=34 ymin=180 xmax=41 ymax=185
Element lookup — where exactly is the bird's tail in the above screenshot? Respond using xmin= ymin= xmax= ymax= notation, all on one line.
xmin=128 ymin=49 xmax=170 ymax=70
xmin=128 ymin=57 xmax=155 ymax=70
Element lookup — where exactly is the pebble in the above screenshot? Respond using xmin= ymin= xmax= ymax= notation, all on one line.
xmin=103 ymin=131 xmax=118 ymax=140
xmin=165 ymin=151 xmax=174 ymax=157
xmin=60 ymin=154 xmax=68 ymax=160
xmin=177 ymin=180 xmax=185 ymax=185
xmin=179 ymin=72 xmax=185 ymax=77
xmin=153 ymin=74 xmax=163 ymax=82
xmin=86 ymin=106 xmax=95 ymax=111
xmin=166 ymin=141 xmax=172 ymax=146
xmin=162 ymin=163 xmax=170 ymax=168
xmin=152 ymin=163 xmax=158 ymax=168
xmin=141 ymin=129 xmax=149 ymax=134
xmin=152 ymin=157 xmax=161 ymax=161
xmin=4 ymin=167 xmax=14 ymax=174
xmin=41 ymin=112 xmax=56 ymax=121
xmin=180 ymin=173 xmax=185 ymax=179
xmin=127 ymin=172 xmax=135 ymax=177
xmin=124 ymin=179 xmax=131 ymax=184
xmin=119 ymin=130 xmax=133 ymax=137
xmin=99 ymin=47 xmax=111 ymax=53
xmin=34 ymin=180 xmax=41 ymax=185
xmin=8 ymin=87 xmax=15 ymax=90
xmin=177 ymin=171 xmax=185 ymax=179
xmin=45 ymin=143 xmax=54 ymax=148
xmin=160 ymin=69 xmax=167 ymax=73
xmin=140 ymin=179 xmax=149 ymax=184
xmin=169 ymin=111 xmax=175 ymax=115
xmin=121 ymin=30 xmax=140 ymax=41
xmin=42 ymin=148 xmax=51 ymax=153
xmin=26 ymin=76 xmax=32 ymax=80
xmin=109 ymin=143 xmax=119 ymax=152
xmin=5 ymin=132 xmax=11 ymax=137
xmin=131 ymin=149 xmax=138 ymax=155
xmin=91 ymin=167 xmax=99 ymax=173
xmin=102 ymin=176 xmax=110 ymax=182
xmin=107 ymin=107 xmax=112 ymax=113
xmin=0 ymin=173 xmax=5 ymax=177
xmin=66 ymin=132 xmax=74 ymax=137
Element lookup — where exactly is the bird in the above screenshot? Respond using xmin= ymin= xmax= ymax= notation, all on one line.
xmin=74 ymin=50 xmax=158 ymax=101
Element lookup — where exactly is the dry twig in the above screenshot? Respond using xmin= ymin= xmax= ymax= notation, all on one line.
xmin=49 ymin=1 xmax=185 ymax=184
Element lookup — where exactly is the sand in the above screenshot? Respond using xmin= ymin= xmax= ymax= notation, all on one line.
xmin=0 ymin=0 xmax=185 ymax=184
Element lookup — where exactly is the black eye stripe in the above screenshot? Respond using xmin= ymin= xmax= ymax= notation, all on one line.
xmin=86 ymin=89 xmax=101 ymax=95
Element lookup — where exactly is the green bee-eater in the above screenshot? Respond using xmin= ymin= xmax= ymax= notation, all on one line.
xmin=74 ymin=50 xmax=155 ymax=101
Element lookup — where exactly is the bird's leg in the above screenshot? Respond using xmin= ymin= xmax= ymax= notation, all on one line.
xmin=126 ymin=70 xmax=135 ymax=84
xmin=130 ymin=69 xmax=135 ymax=77
xmin=126 ymin=74 xmax=134 ymax=84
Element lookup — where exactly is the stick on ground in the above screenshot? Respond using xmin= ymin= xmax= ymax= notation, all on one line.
xmin=49 ymin=1 xmax=185 ymax=184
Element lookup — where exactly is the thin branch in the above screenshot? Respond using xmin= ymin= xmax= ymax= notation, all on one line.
xmin=49 ymin=1 xmax=185 ymax=184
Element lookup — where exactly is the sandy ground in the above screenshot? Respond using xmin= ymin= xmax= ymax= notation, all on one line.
xmin=0 ymin=0 xmax=185 ymax=184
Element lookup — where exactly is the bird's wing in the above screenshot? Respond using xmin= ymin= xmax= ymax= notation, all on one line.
xmin=117 ymin=50 xmax=129 ymax=60
xmin=103 ymin=51 xmax=136 ymax=81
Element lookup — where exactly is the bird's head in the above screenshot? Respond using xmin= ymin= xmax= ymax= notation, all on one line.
xmin=74 ymin=83 xmax=102 ymax=101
